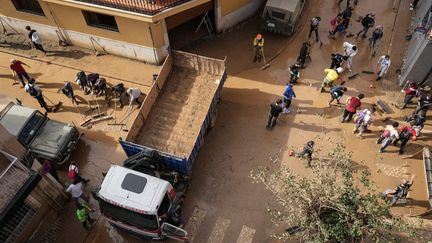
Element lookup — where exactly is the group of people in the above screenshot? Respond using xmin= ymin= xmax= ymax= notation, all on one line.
xmin=263 ymin=0 xmax=429 ymax=173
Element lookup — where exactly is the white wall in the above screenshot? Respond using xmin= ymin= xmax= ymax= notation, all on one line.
xmin=0 ymin=16 xmax=169 ymax=64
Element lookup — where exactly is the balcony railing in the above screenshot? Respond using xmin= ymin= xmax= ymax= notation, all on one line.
xmin=74 ymin=0 xmax=194 ymax=15
xmin=0 ymin=152 xmax=32 ymax=213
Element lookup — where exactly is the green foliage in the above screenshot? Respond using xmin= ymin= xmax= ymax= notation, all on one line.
xmin=251 ymin=143 xmax=406 ymax=242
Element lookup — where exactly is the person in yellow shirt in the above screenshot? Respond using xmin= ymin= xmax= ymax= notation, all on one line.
xmin=320 ymin=67 xmax=343 ymax=92
xmin=253 ymin=34 xmax=265 ymax=63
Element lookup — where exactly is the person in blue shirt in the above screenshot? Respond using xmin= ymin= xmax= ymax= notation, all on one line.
xmin=328 ymin=86 xmax=347 ymax=107
xmin=282 ymin=84 xmax=296 ymax=114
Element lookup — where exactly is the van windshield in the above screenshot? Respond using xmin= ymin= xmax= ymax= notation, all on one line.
xmin=18 ymin=111 xmax=45 ymax=145
xmin=98 ymin=198 xmax=159 ymax=230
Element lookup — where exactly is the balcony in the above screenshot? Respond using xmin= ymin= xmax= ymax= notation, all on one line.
xmin=0 ymin=151 xmax=32 ymax=213
xmin=74 ymin=0 xmax=194 ymax=15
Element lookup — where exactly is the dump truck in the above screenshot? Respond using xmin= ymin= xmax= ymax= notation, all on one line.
xmin=261 ymin=0 xmax=306 ymax=35
xmin=0 ymin=100 xmax=81 ymax=166
xmin=95 ymin=50 xmax=226 ymax=240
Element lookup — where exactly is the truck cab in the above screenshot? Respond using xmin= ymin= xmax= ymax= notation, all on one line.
xmin=0 ymin=101 xmax=80 ymax=165
xmin=261 ymin=0 xmax=306 ymax=35
xmin=96 ymin=165 xmax=188 ymax=241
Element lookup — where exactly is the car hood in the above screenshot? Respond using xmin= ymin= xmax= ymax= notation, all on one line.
xmin=29 ymin=120 xmax=74 ymax=157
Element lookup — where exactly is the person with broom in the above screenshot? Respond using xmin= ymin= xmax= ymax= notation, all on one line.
xmin=61 ymin=81 xmax=78 ymax=104
xmin=252 ymin=34 xmax=264 ymax=63
xmin=25 ymin=78 xmax=51 ymax=112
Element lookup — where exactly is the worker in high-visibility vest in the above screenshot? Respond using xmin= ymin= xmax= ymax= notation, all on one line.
xmin=253 ymin=34 xmax=265 ymax=63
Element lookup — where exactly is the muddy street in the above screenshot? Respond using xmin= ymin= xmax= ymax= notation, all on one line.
xmin=0 ymin=0 xmax=431 ymax=242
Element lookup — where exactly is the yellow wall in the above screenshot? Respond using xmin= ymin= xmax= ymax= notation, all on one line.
xmin=220 ymin=0 xmax=252 ymax=16
xmin=0 ymin=0 xmax=166 ymax=48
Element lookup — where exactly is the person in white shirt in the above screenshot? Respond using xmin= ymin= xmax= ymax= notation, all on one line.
xmin=66 ymin=179 xmax=88 ymax=204
xmin=377 ymin=121 xmax=400 ymax=153
xmin=376 ymin=55 xmax=391 ymax=81
xmin=25 ymin=26 xmax=47 ymax=55
xmin=127 ymin=88 xmax=142 ymax=108
xmin=353 ymin=108 xmax=374 ymax=138
xmin=342 ymin=42 xmax=358 ymax=72
xmin=25 ymin=78 xmax=51 ymax=112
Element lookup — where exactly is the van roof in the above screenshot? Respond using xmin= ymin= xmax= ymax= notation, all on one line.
xmin=266 ymin=0 xmax=300 ymax=12
xmin=98 ymin=165 xmax=171 ymax=214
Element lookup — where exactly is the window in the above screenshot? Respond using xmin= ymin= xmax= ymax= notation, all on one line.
xmin=157 ymin=194 xmax=171 ymax=216
xmin=82 ymin=11 xmax=119 ymax=32
xmin=121 ymin=173 xmax=147 ymax=193
xmin=272 ymin=11 xmax=285 ymax=20
xmin=98 ymin=198 xmax=159 ymax=230
xmin=18 ymin=111 xmax=45 ymax=145
xmin=0 ymin=199 xmax=37 ymax=242
xmin=11 ymin=0 xmax=45 ymax=16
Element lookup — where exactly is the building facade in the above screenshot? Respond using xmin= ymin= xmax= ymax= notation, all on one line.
xmin=399 ymin=0 xmax=432 ymax=86
xmin=0 ymin=0 xmax=265 ymax=64
xmin=0 ymin=125 xmax=68 ymax=243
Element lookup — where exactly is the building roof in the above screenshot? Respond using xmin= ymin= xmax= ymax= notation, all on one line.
xmin=74 ymin=0 xmax=193 ymax=15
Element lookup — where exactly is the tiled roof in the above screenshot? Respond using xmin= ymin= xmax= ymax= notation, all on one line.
xmin=74 ymin=0 xmax=193 ymax=15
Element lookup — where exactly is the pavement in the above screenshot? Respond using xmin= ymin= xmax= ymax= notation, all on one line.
xmin=0 ymin=0 xmax=431 ymax=242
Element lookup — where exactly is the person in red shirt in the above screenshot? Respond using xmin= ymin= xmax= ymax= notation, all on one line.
xmin=10 ymin=59 xmax=31 ymax=87
xmin=400 ymin=81 xmax=418 ymax=109
xmin=393 ymin=122 xmax=417 ymax=155
xmin=341 ymin=93 xmax=364 ymax=123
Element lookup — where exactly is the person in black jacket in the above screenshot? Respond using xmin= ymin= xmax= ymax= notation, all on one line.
xmin=357 ymin=13 xmax=375 ymax=38
xmin=267 ymin=99 xmax=283 ymax=129
xmin=298 ymin=141 xmax=315 ymax=166
xmin=329 ymin=53 xmax=346 ymax=69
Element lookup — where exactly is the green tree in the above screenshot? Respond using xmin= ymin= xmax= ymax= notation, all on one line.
xmin=251 ymin=143 xmax=410 ymax=242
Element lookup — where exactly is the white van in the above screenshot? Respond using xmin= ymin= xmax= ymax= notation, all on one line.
xmin=96 ymin=165 xmax=188 ymax=241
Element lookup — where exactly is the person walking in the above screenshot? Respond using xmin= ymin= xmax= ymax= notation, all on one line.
xmin=376 ymin=55 xmax=391 ymax=81
xmin=353 ymin=108 xmax=374 ymax=138
xmin=308 ymin=16 xmax=321 ymax=42
xmin=297 ymin=42 xmax=310 ymax=68
xmin=66 ymin=178 xmax=88 ymax=205
xmin=342 ymin=7 xmax=354 ymax=35
xmin=76 ymin=203 xmax=94 ymax=228
xmin=267 ymin=99 xmax=283 ymax=129
xmin=68 ymin=161 xmax=90 ymax=183
xmin=393 ymin=122 xmax=417 ymax=154
xmin=39 ymin=159 xmax=60 ymax=182
xmin=127 ymin=88 xmax=142 ymax=108
xmin=328 ymin=85 xmax=347 ymax=107
xmin=25 ymin=26 xmax=47 ymax=55
xmin=377 ymin=121 xmax=399 ymax=153
xmin=413 ymin=94 xmax=431 ymax=117
xmin=9 ymin=59 xmax=31 ymax=87
xmin=330 ymin=53 xmax=346 ymax=69
xmin=253 ymin=34 xmax=264 ymax=63
xmin=400 ymin=81 xmax=418 ymax=109
xmin=320 ymin=67 xmax=344 ymax=92
xmin=289 ymin=63 xmax=301 ymax=84
xmin=25 ymin=79 xmax=51 ymax=112
xmin=341 ymin=93 xmax=364 ymax=122
xmin=298 ymin=140 xmax=315 ymax=167
xmin=342 ymin=42 xmax=358 ymax=72
xmin=370 ymin=25 xmax=384 ymax=57
xmin=282 ymin=83 xmax=296 ymax=113
xmin=356 ymin=13 xmax=375 ymax=38
xmin=330 ymin=14 xmax=345 ymax=39
xmin=61 ymin=81 xmax=78 ymax=104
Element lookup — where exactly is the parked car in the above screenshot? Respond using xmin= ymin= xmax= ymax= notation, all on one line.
xmin=261 ymin=0 xmax=306 ymax=35
xmin=0 ymin=101 xmax=81 ymax=166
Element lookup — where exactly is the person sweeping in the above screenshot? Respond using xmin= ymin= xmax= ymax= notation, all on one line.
xmin=253 ymin=34 xmax=264 ymax=63
xmin=320 ymin=67 xmax=344 ymax=92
